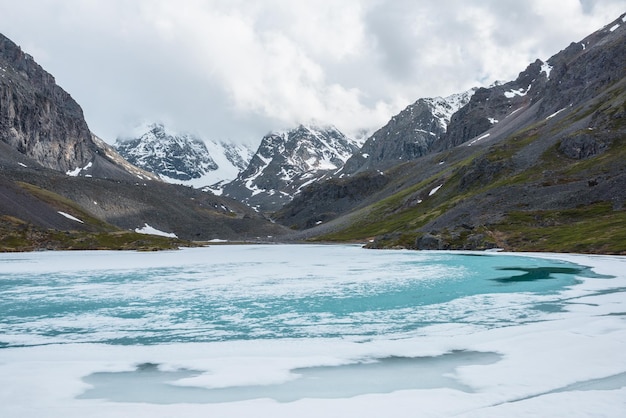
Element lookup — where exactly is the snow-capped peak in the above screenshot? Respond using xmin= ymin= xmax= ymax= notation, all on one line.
xmin=221 ymin=123 xmax=360 ymax=212
xmin=114 ymin=123 xmax=253 ymax=190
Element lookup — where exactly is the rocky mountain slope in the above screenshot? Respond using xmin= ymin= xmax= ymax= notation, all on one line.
xmin=275 ymin=14 xmax=626 ymax=254
xmin=114 ymin=123 xmax=253 ymax=190
xmin=0 ymin=33 xmax=288 ymax=249
xmin=339 ymin=90 xmax=476 ymax=175
xmin=222 ymin=124 xmax=360 ymax=212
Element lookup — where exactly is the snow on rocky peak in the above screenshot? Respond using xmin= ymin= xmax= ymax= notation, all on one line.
xmin=114 ymin=124 xmax=253 ymax=190
xmin=424 ymin=88 xmax=478 ymax=131
xmin=222 ymin=124 xmax=360 ymax=212
xmin=340 ymin=87 xmax=477 ymax=176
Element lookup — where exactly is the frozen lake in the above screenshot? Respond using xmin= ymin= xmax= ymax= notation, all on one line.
xmin=1 ymin=245 xmax=625 ymax=417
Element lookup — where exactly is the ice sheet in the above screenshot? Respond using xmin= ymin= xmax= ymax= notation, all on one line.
xmin=0 ymin=248 xmax=625 ymax=417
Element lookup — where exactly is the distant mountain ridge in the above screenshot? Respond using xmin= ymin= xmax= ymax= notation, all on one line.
xmin=115 ymin=124 xmax=219 ymax=181
xmin=222 ymin=124 xmax=361 ymax=212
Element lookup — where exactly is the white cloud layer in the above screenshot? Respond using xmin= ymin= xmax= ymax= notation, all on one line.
xmin=0 ymin=0 xmax=624 ymax=145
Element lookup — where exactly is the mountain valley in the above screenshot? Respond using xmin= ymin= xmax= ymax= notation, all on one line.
xmin=1 ymin=14 xmax=625 ymax=253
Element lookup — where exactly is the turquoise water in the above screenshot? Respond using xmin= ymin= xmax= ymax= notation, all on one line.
xmin=0 ymin=246 xmax=601 ymax=347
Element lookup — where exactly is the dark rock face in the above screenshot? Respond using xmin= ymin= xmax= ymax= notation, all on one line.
xmin=415 ymin=233 xmax=447 ymax=250
xmin=559 ymin=134 xmax=608 ymax=159
xmin=0 ymin=33 xmax=154 ymax=182
xmin=439 ymin=16 xmax=626 ymax=151
xmin=274 ymin=171 xmax=389 ymax=229
xmin=537 ymin=22 xmax=626 ymax=120
xmin=0 ymin=33 xmax=93 ymax=173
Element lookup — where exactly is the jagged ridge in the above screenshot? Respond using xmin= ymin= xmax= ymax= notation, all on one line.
xmin=222 ymin=124 xmax=360 ymax=212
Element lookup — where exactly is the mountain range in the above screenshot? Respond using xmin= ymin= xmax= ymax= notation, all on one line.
xmin=1 ymin=13 xmax=625 ymax=252
xmin=0 ymin=32 xmax=288 ymax=250
xmin=276 ymin=13 xmax=626 ymax=253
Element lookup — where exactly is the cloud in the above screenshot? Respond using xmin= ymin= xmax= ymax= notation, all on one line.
xmin=0 ymin=0 xmax=624 ymax=145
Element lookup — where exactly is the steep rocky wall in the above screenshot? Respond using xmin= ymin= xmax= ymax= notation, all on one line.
xmin=0 ymin=33 xmax=93 ymax=173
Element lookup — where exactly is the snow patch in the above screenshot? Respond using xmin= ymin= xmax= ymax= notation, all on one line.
xmin=424 ymin=88 xmax=477 ymax=131
xmin=541 ymin=62 xmax=553 ymax=79
xmin=134 ymin=224 xmax=177 ymax=238
xmin=546 ymin=105 xmax=571 ymax=120
xmin=18 ymin=162 xmax=27 ymax=167
xmin=428 ymin=184 xmax=443 ymax=196
xmin=609 ymin=23 xmax=620 ymax=32
xmin=65 ymin=162 xmax=93 ymax=177
xmin=488 ymin=118 xmax=498 ymax=124
xmin=467 ymin=133 xmax=491 ymax=146
xmin=504 ymin=88 xmax=527 ymax=99
xmin=57 ymin=211 xmax=84 ymax=223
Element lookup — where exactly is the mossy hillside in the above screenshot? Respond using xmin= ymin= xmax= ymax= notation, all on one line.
xmin=1 ymin=183 xmax=200 ymax=251
xmin=318 ymin=156 xmax=482 ymax=242
xmin=315 ymin=107 xmax=624 ymax=253
xmin=16 ymin=181 xmax=116 ymax=231
xmin=0 ymin=216 xmax=197 ymax=252
xmin=361 ymin=202 xmax=626 ymax=254
xmin=317 ymin=120 xmax=553 ymax=244
xmin=491 ymin=203 xmax=626 ymax=254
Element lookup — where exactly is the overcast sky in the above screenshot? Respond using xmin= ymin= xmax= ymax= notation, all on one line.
xmin=1 ymin=0 xmax=624 ymax=145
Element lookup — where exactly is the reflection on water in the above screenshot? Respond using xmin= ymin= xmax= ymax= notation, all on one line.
xmin=492 ymin=267 xmax=585 ymax=283
xmin=78 ymin=350 xmax=501 ymax=404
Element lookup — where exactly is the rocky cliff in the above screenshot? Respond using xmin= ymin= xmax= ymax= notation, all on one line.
xmin=0 ymin=33 xmax=93 ymax=173
xmin=0 ymin=33 xmax=159 ymax=182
